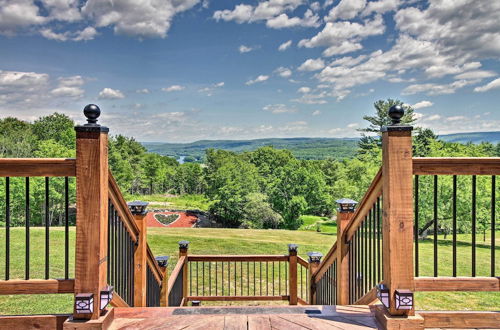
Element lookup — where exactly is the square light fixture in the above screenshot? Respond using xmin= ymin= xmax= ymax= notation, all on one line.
xmin=395 ymin=289 xmax=413 ymax=310
xmin=100 ymin=285 xmax=114 ymax=310
xmin=335 ymin=198 xmax=358 ymax=212
xmin=75 ymin=293 xmax=94 ymax=314
xmin=127 ymin=200 xmax=149 ymax=215
xmin=307 ymin=251 xmax=323 ymax=263
xmin=376 ymin=284 xmax=390 ymax=308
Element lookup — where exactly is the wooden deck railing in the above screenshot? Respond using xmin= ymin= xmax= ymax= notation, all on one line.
xmin=0 ymin=158 xmax=76 ymax=295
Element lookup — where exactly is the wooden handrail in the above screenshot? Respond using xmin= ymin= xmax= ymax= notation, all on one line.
xmin=297 ymin=256 xmax=308 ymax=268
xmin=108 ymin=171 xmax=140 ymax=241
xmin=188 ymin=255 xmax=289 ymax=262
xmin=0 ymin=158 xmax=76 ymax=177
xmin=146 ymin=245 xmax=164 ymax=284
xmin=167 ymin=256 xmax=186 ymax=295
xmin=413 ymin=157 xmax=500 ymax=175
xmin=344 ymin=168 xmax=382 ymax=242
xmin=110 ymin=292 xmax=129 ymax=307
xmin=312 ymin=242 xmax=337 ymax=281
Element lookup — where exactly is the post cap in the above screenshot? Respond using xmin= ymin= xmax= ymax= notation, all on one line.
xmin=388 ymin=104 xmax=404 ymax=125
xmin=336 ymin=198 xmax=358 ymax=213
xmin=307 ymin=251 xmax=323 ymax=263
xmin=155 ymin=256 xmax=169 ymax=268
xmin=288 ymin=243 xmax=298 ymax=252
xmin=179 ymin=240 xmax=190 ymax=249
xmin=75 ymin=104 xmax=109 ymax=133
xmin=127 ymin=200 xmax=149 ymax=215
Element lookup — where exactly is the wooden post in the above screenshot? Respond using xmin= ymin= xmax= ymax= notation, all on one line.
xmin=129 ymin=201 xmax=149 ymax=307
xmin=381 ymin=105 xmax=415 ymax=316
xmin=73 ymin=104 xmax=109 ymax=320
xmin=156 ymin=256 xmax=169 ymax=307
xmin=288 ymin=244 xmax=298 ymax=305
xmin=179 ymin=241 xmax=189 ymax=305
xmin=307 ymin=252 xmax=322 ymax=304
xmin=336 ymin=200 xmax=356 ymax=305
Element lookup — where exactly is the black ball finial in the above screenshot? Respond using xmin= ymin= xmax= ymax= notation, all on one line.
xmin=388 ymin=104 xmax=404 ymax=125
xmin=83 ymin=104 xmax=100 ymax=125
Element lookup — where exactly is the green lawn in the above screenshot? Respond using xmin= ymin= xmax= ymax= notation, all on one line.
xmin=299 ymin=215 xmax=337 ymax=234
xmin=124 ymin=193 xmax=210 ymax=211
xmin=0 ymin=227 xmax=498 ymax=315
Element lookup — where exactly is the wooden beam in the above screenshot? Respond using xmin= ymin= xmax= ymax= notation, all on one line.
xmin=345 ymin=169 xmax=382 ymax=242
xmin=108 ymin=172 xmax=140 ymax=241
xmin=415 ymin=277 xmax=499 ymax=291
xmin=0 ymin=158 xmax=76 ymax=177
xmin=382 ymin=127 xmax=415 ymax=316
xmin=73 ymin=126 xmax=109 ymax=320
xmin=167 ymin=256 xmax=186 ymax=295
xmin=0 ymin=279 xmax=74 ymax=295
xmin=0 ymin=314 xmax=70 ymax=330
xmin=312 ymin=243 xmax=337 ymax=281
xmin=413 ymin=157 xmax=500 ymax=175
xmin=110 ymin=292 xmax=129 ymax=307
xmin=188 ymin=255 xmax=288 ymax=262
xmin=419 ymin=311 xmax=500 ymax=329
xmin=146 ymin=245 xmax=164 ymax=282
xmin=186 ymin=295 xmax=288 ymax=301
xmin=297 ymin=256 xmax=308 ymax=268
xmin=288 ymin=248 xmax=298 ymax=305
xmin=133 ymin=212 xmax=148 ymax=307
xmin=337 ymin=209 xmax=354 ymax=305
xmin=353 ymin=286 xmax=378 ymax=305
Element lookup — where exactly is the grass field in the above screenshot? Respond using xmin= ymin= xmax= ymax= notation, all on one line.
xmin=0 ymin=227 xmax=498 ymax=315
xmin=124 ymin=194 xmax=210 ymax=211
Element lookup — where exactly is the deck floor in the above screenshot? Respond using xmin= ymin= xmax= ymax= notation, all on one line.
xmin=110 ymin=305 xmax=381 ymax=329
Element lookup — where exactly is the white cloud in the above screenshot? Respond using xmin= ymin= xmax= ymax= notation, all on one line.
xmin=278 ymin=39 xmax=292 ymax=51
xmin=246 ymin=75 xmax=269 ymax=85
xmin=455 ymin=70 xmax=496 ymax=80
xmin=262 ymin=104 xmax=297 ymax=114
xmin=266 ymin=10 xmax=320 ymax=29
xmin=298 ymin=15 xmax=385 ymax=56
xmin=0 ymin=70 xmax=50 ymax=105
xmin=50 ymin=86 xmax=83 ymax=98
xmin=198 ymin=82 xmax=224 ymax=96
xmin=298 ymin=58 xmax=325 ymax=72
xmin=312 ymin=110 xmax=321 ymax=116
xmin=40 ymin=26 xmax=98 ymax=41
xmin=326 ymin=0 xmax=366 ymax=21
xmin=162 ymin=85 xmax=185 ymax=92
xmin=412 ymin=100 xmax=433 ymax=109
xmin=274 ymin=67 xmax=292 ymax=78
xmin=238 ymin=45 xmax=254 ymax=53
xmin=279 ymin=121 xmax=308 ymax=132
xmin=347 ymin=123 xmax=359 ymax=128
xmin=402 ymin=80 xmax=478 ymax=96
xmin=0 ymin=0 xmax=47 ymax=35
xmin=136 ymin=88 xmax=150 ymax=94
xmin=297 ymin=86 xmax=311 ymax=93
xmin=98 ymin=87 xmax=125 ymax=99
xmin=361 ymin=0 xmax=399 ymax=17
xmin=474 ymin=78 xmax=500 ymax=93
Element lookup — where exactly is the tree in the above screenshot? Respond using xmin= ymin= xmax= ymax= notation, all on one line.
xmin=0 ymin=117 xmax=36 ymax=157
xmin=32 ymin=113 xmax=75 ymax=150
xmin=242 ymin=193 xmax=283 ymax=229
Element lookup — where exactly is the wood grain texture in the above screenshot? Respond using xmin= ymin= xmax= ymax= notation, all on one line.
xmin=0 ymin=279 xmax=74 ymax=295
xmin=0 ymin=158 xmax=76 ymax=177
xmin=289 ymin=252 xmax=298 ymax=305
xmin=414 ymin=277 xmax=499 ymax=291
xmin=223 ymin=315 xmax=247 ymax=330
xmin=382 ymin=130 xmax=415 ymax=316
xmin=133 ymin=214 xmax=147 ymax=307
xmin=337 ymin=211 xmax=354 ymax=305
xmin=312 ymin=242 xmax=337 ymax=281
xmin=354 ymin=286 xmax=379 ymax=305
xmin=413 ymin=157 xmax=500 ymax=175
xmin=248 ymin=315 xmax=271 ymax=330
xmin=108 ymin=172 xmax=140 ymax=241
xmin=110 ymin=292 xmax=129 ymax=307
xmin=186 ymin=295 xmax=288 ymax=301
xmin=419 ymin=311 xmax=500 ymax=328
xmin=188 ymin=255 xmax=288 ymax=262
xmin=0 ymin=314 xmax=69 ymax=330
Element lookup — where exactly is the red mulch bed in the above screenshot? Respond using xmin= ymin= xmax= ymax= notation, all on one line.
xmin=145 ymin=211 xmax=198 ymax=228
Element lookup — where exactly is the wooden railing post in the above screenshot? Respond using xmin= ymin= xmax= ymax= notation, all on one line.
xmin=288 ymin=244 xmax=298 ymax=305
xmin=336 ymin=199 xmax=356 ymax=305
xmin=307 ymin=252 xmax=322 ymax=304
xmin=129 ymin=201 xmax=149 ymax=307
xmin=73 ymin=104 xmax=109 ymax=320
xmin=179 ymin=241 xmax=189 ymax=305
xmin=381 ymin=105 xmax=415 ymax=316
xmin=156 ymin=256 xmax=169 ymax=307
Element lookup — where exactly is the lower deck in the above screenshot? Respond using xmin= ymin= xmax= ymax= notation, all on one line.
xmin=109 ymin=305 xmax=381 ymax=329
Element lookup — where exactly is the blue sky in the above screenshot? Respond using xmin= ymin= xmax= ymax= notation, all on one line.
xmin=1 ymin=0 xmax=499 ymax=142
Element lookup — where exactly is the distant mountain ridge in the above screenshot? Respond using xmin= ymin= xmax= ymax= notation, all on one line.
xmin=142 ymin=131 xmax=499 ymax=161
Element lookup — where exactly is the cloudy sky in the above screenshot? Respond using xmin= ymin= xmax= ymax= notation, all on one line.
xmin=1 ymin=0 xmax=499 ymax=142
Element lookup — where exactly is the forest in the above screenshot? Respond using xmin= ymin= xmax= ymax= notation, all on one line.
xmin=1 ymin=99 xmax=499 ymax=233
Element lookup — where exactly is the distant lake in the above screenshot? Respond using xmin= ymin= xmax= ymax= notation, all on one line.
xmin=178 ymin=156 xmax=186 ymax=164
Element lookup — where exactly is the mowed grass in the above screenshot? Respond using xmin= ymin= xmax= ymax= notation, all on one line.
xmin=125 ymin=193 xmax=210 ymax=211
xmin=299 ymin=215 xmax=337 ymax=234
xmin=0 ymin=227 xmax=498 ymax=315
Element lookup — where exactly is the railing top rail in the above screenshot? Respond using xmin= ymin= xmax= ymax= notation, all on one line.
xmin=312 ymin=242 xmax=337 ymax=280
xmin=297 ymin=256 xmax=308 ymax=268
xmin=146 ymin=245 xmax=164 ymax=283
xmin=108 ymin=171 xmax=140 ymax=240
xmin=413 ymin=157 xmax=500 ymax=175
xmin=0 ymin=158 xmax=76 ymax=177
xmin=344 ymin=168 xmax=382 ymax=242
xmin=187 ymin=255 xmax=289 ymax=262
xmin=167 ymin=256 xmax=186 ymax=294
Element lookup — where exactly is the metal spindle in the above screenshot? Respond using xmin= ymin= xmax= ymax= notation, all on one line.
xmin=491 ymin=176 xmax=496 ymax=277
xmin=25 ymin=177 xmax=30 ymax=280
xmin=65 ymin=177 xmax=69 ymax=279
xmin=452 ymin=175 xmax=457 ymax=277
xmin=415 ymin=175 xmax=419 ymax=277
xmin=472 ymin=175 xmax=476 ymax=277
xmin=5 ymin=177 xmax=10 ymax=280
xmin=45 ymin=177 xmax=49 ymax=279
xmin=434 ymin=175 xmax=438 ymax=277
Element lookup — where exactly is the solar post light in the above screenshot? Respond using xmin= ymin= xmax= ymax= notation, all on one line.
xmin=395 ymin=289 xmax=413 ymax=310
xmin=100 ymin=285 xmax=114 ymax=310
xmin=156 ymin=256 xmax=169 ymax=268
xmin=376 ymin=284 xmax=390 ymax=308
xmin=307 ymin=251 xmax=323 ymax=263
xmin=127 ymin=200 xmax=149 ymax=215
xmin=75 ymin=293 xmax=94 ymax=314
xmin=335 ymin=198 xmax=358 ymax=213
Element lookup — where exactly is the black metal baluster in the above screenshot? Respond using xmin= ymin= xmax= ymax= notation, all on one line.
xmin=215 ymin=261 xmax=217 ymax=296
xmin=202 ymin=261 xmax=205 ymax=296
xmin=260 ymin=261 xmax=262 ymax=296
xmin=190 ymin=261 xmax=193 ymax=295
xmin=278 ymin=261 xmax=281 ymax=296
xmin=241 ymin=262 xmax=243 ymax=296
xmin=254 ymin=261 xmax=256 ymax=296
xmin=415 ymin=175 xmax=419 ymax=277
xmin=266 ymin=261 xmax=269 ymax=296
xmin=196 ymin=261 xmax=199 ymax=296
xmin=377 ymin=197 xmax=381 ymax=282
xmin=5 ymin=177 xmax=10 ymax=280
xmin=228 ymin=261 xmax=230 ymax=296
xmin=209 ymin=261 xmax=211 ymax=296
xmin=434 ymin=175 xmax=438 ymax=277
xmin=371 ymin=205 xmax=376 ymax=287
xmin=65 ymin=177 xmax=69 ymax=280
xmin=247 ymin=262 xmax=250 ymax=296
xmin=491 ymin=176 xmax=496 ymax=277
xmin=25 ymin=177 xmax=30 ymax=280
xmin=452 ymin=175 xmax=457 ymax=277
xmin=364 ymin=217 xmax=368 ymax=294
xmin=222 ymin=261 xmax=224 ymax=295
xmin=472 ymin=175 xmax=476 ymax=277
xmin=45 ymin=177 xmax=50 ymax=279
xmin=234 ymin=261 xmax=237 ymax=296
xmin=284 ymin=260 xmax=287 ymax=296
